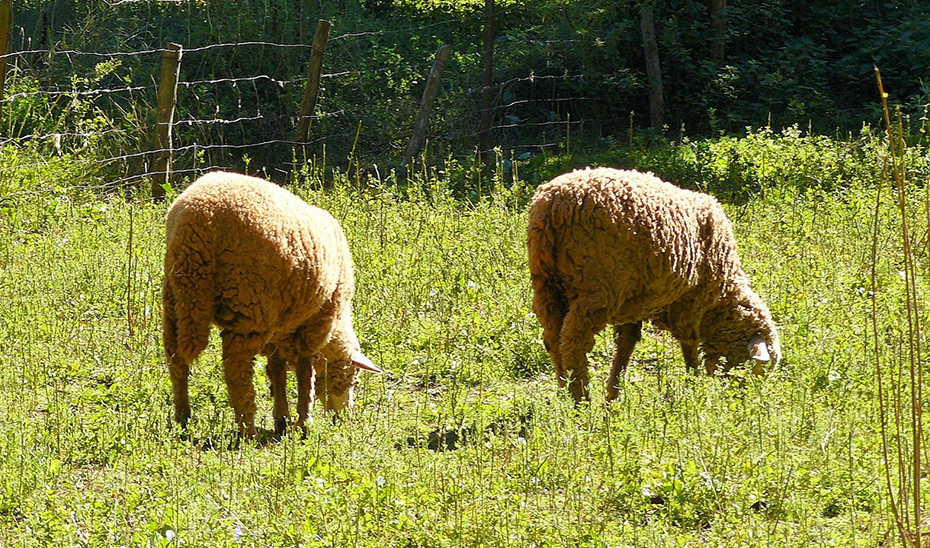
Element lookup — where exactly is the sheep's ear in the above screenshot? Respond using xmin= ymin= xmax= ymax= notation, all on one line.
xmin=352 ymin=352 xmax=382 ymax=373
xmin=748 ymin=335 xmax=770 ymax=362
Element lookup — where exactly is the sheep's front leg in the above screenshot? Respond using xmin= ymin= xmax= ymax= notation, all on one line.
xmin=703 ymin=354 xmax=722 ymax=375
xmin=606 ymin=322 xmax=641 ymax=401
xmin=559 ymin=302 xmax=607 ymax=403
xmin=295 ymin=355 xmax=316 ymax=427
xmin=221 ymin=331 xmax=264 ymax=439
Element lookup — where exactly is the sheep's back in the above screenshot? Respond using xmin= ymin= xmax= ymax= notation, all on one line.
xmin=166 ymin=172 xmax=351 ymax=335
xmin=529 ymin=168 xmax=722 ymax=322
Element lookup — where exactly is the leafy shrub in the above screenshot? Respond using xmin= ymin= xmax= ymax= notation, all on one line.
xmin=7 ymin=0 xmax=930 ymax=188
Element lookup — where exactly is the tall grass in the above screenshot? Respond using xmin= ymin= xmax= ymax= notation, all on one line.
xmin=872 ymin=67 xmax=929 ymax=548
xmin=0 ymin=134 xmax=928 ymax=545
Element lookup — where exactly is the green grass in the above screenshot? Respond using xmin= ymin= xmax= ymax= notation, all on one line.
xmin=0 ymin=141 xmax=925 ymax=546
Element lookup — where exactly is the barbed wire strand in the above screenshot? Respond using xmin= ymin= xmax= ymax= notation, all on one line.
xmin=0 ymin=2 xmax=526 ymax=60
xmin=2 ymin=5 xmax=594 ymax=198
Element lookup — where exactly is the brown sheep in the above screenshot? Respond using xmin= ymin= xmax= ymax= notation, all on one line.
xmin=527 ymin=167 xmax=780 ymax=402
xmin=162 ymin=171 xmax=380 ymax=438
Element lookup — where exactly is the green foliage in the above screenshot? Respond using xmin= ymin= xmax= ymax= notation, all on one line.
xmin=8 ymin=0 xmax=930 ymax=179
xmin=0 ymin=132 xmax=923 ymax=545
xmin=518 ymin=123 xmax=930 ymax=203
xmin=3 ymin=4 xmax=930 ymax=544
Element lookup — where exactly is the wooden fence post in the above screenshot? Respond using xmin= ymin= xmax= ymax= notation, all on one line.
xmin=478 ymin=0 xmax=494 ymax=164
xmin=152 ymin=42 xmax=182 ymax=201
xmin=0 ymin=0 xmax=12 ymax=130
xmin=402 ymin=44 xmax=452 ymax=169
xmin=294 ymin=19 xmax=331 ymax=143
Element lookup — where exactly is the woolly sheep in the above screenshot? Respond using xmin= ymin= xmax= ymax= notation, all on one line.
xmin=162 ymin=171 xmax=380 ymax=438
xmin=527 ymin=167 xmax=780 ymax=402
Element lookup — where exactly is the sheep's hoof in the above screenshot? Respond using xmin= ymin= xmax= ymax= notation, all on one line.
xmin=174 ymin=406 xmax=191 ymax=427
xmin=236 ymin=424 xmax=258 ymax=441
xmin=270 ymin=419 xmax=310 ymax=442
xmin=273 ymin=417 xmax=288 ymax=439
xmin=605 ymin=383 xmax=621 ymax=402
xmin=567 ymin=380 xmax=590 ymax=405
xmin=569 ymin=389 xmax=590 ymax=408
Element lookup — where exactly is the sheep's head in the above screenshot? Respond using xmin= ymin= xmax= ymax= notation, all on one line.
xmin=315 ymin=336 xmax=381 ymax=412
xmin=700 ymin=292 xmax=780 ymax=375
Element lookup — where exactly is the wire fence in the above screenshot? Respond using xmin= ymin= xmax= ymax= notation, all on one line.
xmin=0 ymin=3 xmax=623 ymax=199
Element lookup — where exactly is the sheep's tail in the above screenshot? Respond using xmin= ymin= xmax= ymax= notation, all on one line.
xmin=527 ymin=191 xmax=568 ymax=321
xmin=527 ymin=191 xmax=558 ymax=283
xmin=162 ymin=219 xmax=215 ymax=364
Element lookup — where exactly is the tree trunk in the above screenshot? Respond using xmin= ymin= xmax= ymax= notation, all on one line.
xmin=0 ymin=0 xmax=11 ymax=131
xmin=640 ymin=3 xmax=664 ymax=129
xmin=478 ymin=0 xmax=494 ymax=164
xmin=711 ymin=0 xmax=727 ymax=63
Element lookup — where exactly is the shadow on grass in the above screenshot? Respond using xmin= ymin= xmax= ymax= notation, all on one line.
xmin=400 ymin=411 xmax=533 ymax=452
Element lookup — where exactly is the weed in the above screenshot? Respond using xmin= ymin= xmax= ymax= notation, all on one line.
xmin=0 ymin=135 xmax=923 ymax=545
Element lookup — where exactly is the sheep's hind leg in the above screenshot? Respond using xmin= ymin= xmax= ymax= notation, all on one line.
xmin=221 ymin=331 xmax=264 ymax=439
xmin=531 ymin=279 xmax=569 ymax=387
xmin=264 ymin=345 xmax=290 ymax=437
xmin=680 ymin=340 xmax=701 ymax=374
xmin=606 ymin=322 xmax=641 ymax=402
xmin=559 ymin=302 xmax=607 ymax=403
xmin=168 ymin=354 xmax=192 ymax=428
xmin=163 ymin=291 xmax=192 ymax=429
xmin=540 ymin=316 xmax=567 ymax=388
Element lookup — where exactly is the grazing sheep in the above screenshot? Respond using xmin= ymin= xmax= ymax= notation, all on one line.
xmin=162 ymin=171 xmax=380 ymax=438
xmin=527 ymin=167 xmax=779 ymax=402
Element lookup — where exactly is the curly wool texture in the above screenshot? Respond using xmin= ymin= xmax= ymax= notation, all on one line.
xmin=527 ymin=167 xmax=780 ymax=402
xmin=162 ymin=171 xmax=374 ymax=437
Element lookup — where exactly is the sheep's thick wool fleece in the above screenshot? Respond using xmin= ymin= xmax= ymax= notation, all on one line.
xmin=528 ymin=167 xmax=748 ymax=330
xmin=164 ymin=171 xmax=355 ymax=365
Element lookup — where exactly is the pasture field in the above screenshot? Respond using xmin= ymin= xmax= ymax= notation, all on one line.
xmin=0 ymin=146 xmax=922 ymax=546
